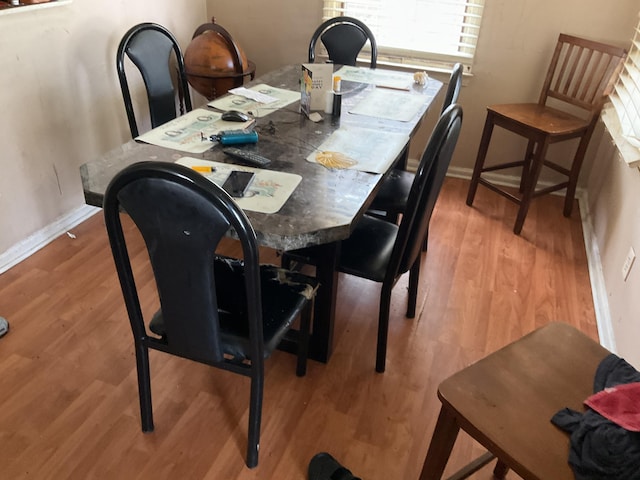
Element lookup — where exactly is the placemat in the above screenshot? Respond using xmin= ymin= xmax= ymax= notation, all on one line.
xmin=176 ymin=157 xmax=302 ymax=214
xmin=135 ymin=108 xmax=254 ymax=154
xmin=306 ymin=127 xmax=409 ymax=174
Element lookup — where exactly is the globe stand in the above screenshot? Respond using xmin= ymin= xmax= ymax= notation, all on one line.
xmin=185 ymin=17 xmax=256 ymax=100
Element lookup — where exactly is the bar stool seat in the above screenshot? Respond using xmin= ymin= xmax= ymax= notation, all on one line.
xmin=419 ymin=322 xmax=609 ymax=480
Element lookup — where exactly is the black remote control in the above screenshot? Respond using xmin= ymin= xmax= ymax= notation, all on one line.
xmin=223 ymin=147 xmax=272 ymax=167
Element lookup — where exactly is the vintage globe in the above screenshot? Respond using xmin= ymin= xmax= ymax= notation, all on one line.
xmin=184 ymin=22 xmax=255 ymax=100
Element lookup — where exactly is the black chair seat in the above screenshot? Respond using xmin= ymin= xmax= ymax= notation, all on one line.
xmin=284 ymin=215 xmax=397 ymax=283
xmin=150 ymin=258 xmax=318 ymax=359
xmin=339 ymin=215 xmax=398 ymax=282
xmin=368 ymin=170 xmax=414 ymax=215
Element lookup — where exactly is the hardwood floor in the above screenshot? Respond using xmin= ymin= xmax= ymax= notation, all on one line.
xmin=0 ymin=177 xmax=597 ymax=479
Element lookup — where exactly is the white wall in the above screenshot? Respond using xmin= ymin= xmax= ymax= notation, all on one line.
xmin=586 ymin=123 xmax=640 ymax=367
xmin=0 ymin=0 xmax=206 ymax=257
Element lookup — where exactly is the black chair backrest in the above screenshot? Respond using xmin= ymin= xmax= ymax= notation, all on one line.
xmin=308 ymin=16 xmax=378 ymax=68
xmin=103 ymin=161 xmax=262 ymax=365
xmin=442 ymin=63 xmax=463 ymax=113
xmin=387 ymin=104 xmax=463 ymax=282
xmin=116 ymin=23 xmax=193 ymax=138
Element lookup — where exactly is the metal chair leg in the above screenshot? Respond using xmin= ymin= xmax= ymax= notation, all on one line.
xmin=135 ymin=343 xmax=154 ymax=433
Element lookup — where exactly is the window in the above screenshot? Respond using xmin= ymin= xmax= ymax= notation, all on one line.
xmin=606 ymin=13 xmax=640 ymax=167
xmin=322 ymin=0 xmax=485 ymax=72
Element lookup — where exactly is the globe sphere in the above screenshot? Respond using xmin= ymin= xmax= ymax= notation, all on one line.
xmin=184 ymin=30 xmax=252 ymax=100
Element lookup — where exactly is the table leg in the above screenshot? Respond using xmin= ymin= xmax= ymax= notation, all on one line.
xmin=278 ymin=241 xmax=340 ymax=363
xmin=307 ymin=241 xmax=340 ymax=363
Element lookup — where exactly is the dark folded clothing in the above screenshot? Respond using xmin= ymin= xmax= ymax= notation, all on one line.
xmin=551 ymin=353 xmax=640 ymax=480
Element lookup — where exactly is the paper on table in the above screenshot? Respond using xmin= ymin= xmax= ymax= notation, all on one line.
xmin=349 ymin=88 xmax=426 ymax=122
xmin=135 ymin=108 xmax=254 ymax=154
xmin=228 ymin=87 xmax=278 ymax=104
xmin=334 ymin=65 xmax=414 ymax=91
xmin=307 ymin=127 xmax=409 ymax=174
xmin=176 ymin=157 xmax=302 ymax=214
xmin=208 ymin=84 xmax=300 ymax=118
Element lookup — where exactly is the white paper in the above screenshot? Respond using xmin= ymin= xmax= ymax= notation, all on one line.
xmin=334 ymin=66 xmax=414 ymax=91
xmin=228 ymin=87 xmax=278 ymax=104
xmin=208 ymin=84 xmax=300 ymax=118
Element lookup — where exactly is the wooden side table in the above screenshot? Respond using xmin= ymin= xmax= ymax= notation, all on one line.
xmin=420 ymin=322 xmax=609 ymax=480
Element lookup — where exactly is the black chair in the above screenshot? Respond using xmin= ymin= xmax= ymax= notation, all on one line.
xmin=116 ymin=22 xmax=193 ymax=138
xmin=103 ymin=161 xmax=317 ymax=468
xmin=283 ymin=104 xmax=463 ymax=373
xmin=308 ymin=16 xmax=377 ymax=68
xmin=368 ymin=63 xmax=464 ymax=220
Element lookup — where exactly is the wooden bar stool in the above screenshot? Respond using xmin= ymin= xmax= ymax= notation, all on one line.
xmin=419 ymin=323 xmax=609 ymax=480
xmin=465 ymin=34 xmax=626 ymax=235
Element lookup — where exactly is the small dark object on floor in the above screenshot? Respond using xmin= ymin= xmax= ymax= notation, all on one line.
xmin=0 ymin=317 xmax=9 ymax=338
xmin=309 ymin=452 xmax=361 ymax=480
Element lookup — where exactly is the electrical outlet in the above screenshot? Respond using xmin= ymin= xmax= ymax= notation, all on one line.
xmin=622 ymin=246 xmax=636 ymax=281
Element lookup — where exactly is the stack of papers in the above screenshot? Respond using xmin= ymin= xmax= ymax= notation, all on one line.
xmin=208 ymin=84 xmax=300 ymax=118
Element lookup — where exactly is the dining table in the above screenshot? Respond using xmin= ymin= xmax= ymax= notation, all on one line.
xmin=80 ymin=63 xmax=442 ymax=363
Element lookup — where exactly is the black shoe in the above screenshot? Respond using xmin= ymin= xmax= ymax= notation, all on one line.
xmin=308 ymin=452 xmax=361 ymax=480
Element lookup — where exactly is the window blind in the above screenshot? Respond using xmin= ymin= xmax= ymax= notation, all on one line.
xmin=322 ymin=0 xmax=484 ymax=71
xmin=608 ymin=15 xmax=640 ymax=166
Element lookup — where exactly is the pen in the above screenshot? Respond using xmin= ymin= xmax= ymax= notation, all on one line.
xmin=376 ymin=84 xmax=412 ymax=92
xmin=191 ymin=165 xmax=216 ymax=173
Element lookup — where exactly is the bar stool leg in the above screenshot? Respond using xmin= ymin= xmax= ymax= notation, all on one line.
xmin=466 ymin=112 xmax=495 ymax=206
xmin=419 ymin=406 xmax=460 ymax=480
xmin=493 ymin=460 xmax=510 ymax=479
xmin=563 ymin=132 xmax=592 ymax=217
xmin=519 ymin=140 xmax=537 ymax=193
xmin=513 ymin=138 xmax=549 ymax=235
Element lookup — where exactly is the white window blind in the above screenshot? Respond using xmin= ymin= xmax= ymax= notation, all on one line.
xmin=322 ymin=0 xmax=484 ymax=71
xmin=607 ymin=15 xmax=640 ymax=167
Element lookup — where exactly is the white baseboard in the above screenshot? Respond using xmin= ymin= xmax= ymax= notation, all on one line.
xmin=0 ymin=205 xmax=100 ymax=275
xmin=445 ymin=165 xmax=615 ymax=348
xmin=576 ymin=192 xmax=616 ymax=352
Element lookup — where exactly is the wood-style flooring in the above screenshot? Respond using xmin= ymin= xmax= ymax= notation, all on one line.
xmin=0 ymin=177 xmax=597 ymax=479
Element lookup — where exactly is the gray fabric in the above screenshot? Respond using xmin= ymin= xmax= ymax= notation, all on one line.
xmin=0 ymin=316 xmax=8 ymax=338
